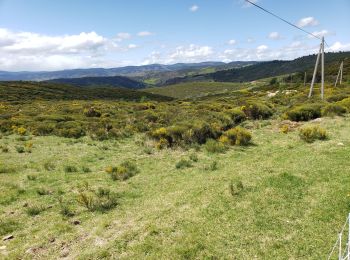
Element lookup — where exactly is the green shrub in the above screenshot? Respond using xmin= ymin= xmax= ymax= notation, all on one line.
xmin=229 ymin=180 xmax=244 ymax=196
xmin=285 ymin=104 xmax=322 ymax=121
xmin=1 ymin=145 xmax=9 ymax=153
xmin=205 ymin=161 xmax=218 ymax=171
xmin=189 ymin=153 xmax=198 ymax=162
xmin=327 ymin=94 xmax=348 ymax=103
xmin=59 ymin=204 xmax=75 ymax=217
xmin=15 ymin=146 xmax=25 ymax=153
xmin=242 ymin=102 xmax=273 ymax=120
xmin=36 ymin=187 xmax=51 ymax=196
xmin=220 ymin=127 xmax=252 ymax=146
xmin=204 ymin=139 xmax=227 ymax=153
xmin=108 ymin=161 xmax=139 ymax=181
xmin=175 ymin=159 xmax=192 ymax=169
xmin=0 ymin=164 xmax=17 ymax=174
xmin=225 ymin=108 xmax=247 ymax=125
xmin=64 ymin=165 xmax=78 ymax=173
xmin=84 ymin=107 xmax=101 ymax=117
xmin=43 ymin=161 xmax=55 ymax=171
xmin=27 ymin=174 xmax=37 ymax=181
xmin=299 ymin=126 xmax=328 ymax=143
xmin=77 ymin=188 xmax=118 ymax=212
xmin=26 ymin=205 xmax=45 ymax=216
xmin=322 ymin=104 xmax=347 ymax=116
xmin=0 ymin=220 xmax=19 ymax=236
xmin=338 ymin=97 xmax=350 ymax=110
xmin=82 ymin=166 xmax=91 ymax=173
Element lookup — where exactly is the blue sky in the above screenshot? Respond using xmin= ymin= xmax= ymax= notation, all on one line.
xmin=0 ymin=0 xmax=349 ymax=71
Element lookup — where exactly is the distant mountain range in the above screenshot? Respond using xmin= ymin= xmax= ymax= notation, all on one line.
xmin=0 ymin=61 xmax=246 ymax=81
xmin=164 ymin=52 xmax=350 ymax=85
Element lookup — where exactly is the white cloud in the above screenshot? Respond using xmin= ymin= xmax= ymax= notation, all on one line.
xmin=116 ymin=32 xmax=131 ymax=42
xmin=308 ymin=30 xmax=334 ymax=39
xmin=326 ymin=42 xmax=350 ymax=52
xmin=169 ymin=44 xmax=213 ymax=61
xmin=268 ymin=32 xmax=282 ymax=40
xmin=297 ymin=17 xmax=319 ymax=28
xmin=189 ymin=5 xmax=199 ymax=12
xmin=228 ymin=39 xmax=237 ymax=45
xmin=247 ymin=37 xmax=255 ymax=43
xmin=128 ymin=44 xmax=138 ymax=49
xmin=137 ymin=31 xmax=154 ymax=37
xmin=0 ymin=28 xmax=138 ymax=71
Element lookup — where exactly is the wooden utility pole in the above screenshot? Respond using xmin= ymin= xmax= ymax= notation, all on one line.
xmin=309 ymin=37 xmax=325 ymax=99
xmin=304 ymin=72 xmax=307 ymax=87
xmin=321 ymin=36 xmax=325 ymax=100
xmin=335 ymin=61 xmax=344 ymax=87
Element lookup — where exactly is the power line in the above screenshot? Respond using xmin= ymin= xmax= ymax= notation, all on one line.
xmin=245 ymin=0 xmax=326 ymax=44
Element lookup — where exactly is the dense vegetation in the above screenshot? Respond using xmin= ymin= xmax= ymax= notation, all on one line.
xmin=163 ymin=52 xmax=350 ymax=85
xmin=0 ymin=81 xmax=171 ymax=102
xmin=1 ymin=61 xmax=350 ymax=258
xmin=47 ymin=76 xmax=146 ymax=89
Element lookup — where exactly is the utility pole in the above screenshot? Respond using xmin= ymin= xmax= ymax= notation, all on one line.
xmin=304 ymin=72 xmax=307 ymax=87
xmin=335 ymin=61 xmax=344 ymax=87
xmin=321 ymin=36 xmax=325 ymax=100
xmin=309 ymin=37 xmax=325 ymax=99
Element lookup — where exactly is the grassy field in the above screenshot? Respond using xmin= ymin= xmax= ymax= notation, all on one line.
xmin=143 ymin=82 xmax=253 ymax=99
xmin=1 ymin=116 xmax=350 ymax=259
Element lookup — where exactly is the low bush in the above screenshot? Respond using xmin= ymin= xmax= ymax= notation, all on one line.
xmin=36 ymin=187 xmax=51 ymax=196
xmin=220 ymin=127 xmax=252 ymax=146
xmin=241 ymin=102 xmax=273 ymax=120
xmin=27 ymin=174 xmax=37 ymax=181
xmin=64 ymin=165 xmax=78 ymax=173
xmin=327 ymin=94 xmax=348 ymax=103
xmin=0 ymin=219 xmax=19 ymax=236
xmin=0 ymin=164 xmax=17 ymax=174
xmin=84 ymin=107 xmax=101 ymax=117
xmin=229 ymin=180 xmax=244 ymax=196
xmin=204 ymin=139 xmax=227 ymax=153
xmin=26 ymin=205 xmax=45 ymax=216
xmin=15 ymin=146 xmax=25 ymax=153
xmin=77 ymin=187 xmax=118 ymax=212
xmin=107 ymin=161 xmax=139 ymax=181
xmin=175 ymin=159 xmax=192 ymax=169
xmin=225 ymin=108 xmax=247 ymax=125
xmin=299 ymin=125 xmax=328 ymax=143
xmin=205 ymin=161 xmax=218 ymax=171
xmin=43 ymin=161 xmax=55 ymax=171
xmin=322 ymin=104 xmax=347 ymax=116
xmin=285 ymin=104 xmax=322 ymax=121
xmin=338 ymin=97 xmax=350 ymax=110
xmin=189 ymin=153 xmax=198 ymax=162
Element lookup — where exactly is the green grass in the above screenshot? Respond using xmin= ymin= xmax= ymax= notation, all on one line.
xmin=1 ymin=116 xmax=350 ymax=258
xmin=143 ymin=82 xmax=251 ymax=99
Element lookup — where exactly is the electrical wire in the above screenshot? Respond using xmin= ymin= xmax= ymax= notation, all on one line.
xmin=245 ymin=0 xmax=329 ymax=46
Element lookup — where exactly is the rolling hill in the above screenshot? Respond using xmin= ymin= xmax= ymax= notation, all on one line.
xmin=46 ymin=76 xmax=146 ymax=89
xmin=163 ymin=52 xmax=350 ymax=85
xmin=0 ymin=81 xmax=172 ymax=102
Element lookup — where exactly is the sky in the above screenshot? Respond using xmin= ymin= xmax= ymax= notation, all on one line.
xmin=0 ymin=0 xmax=349 ymax=71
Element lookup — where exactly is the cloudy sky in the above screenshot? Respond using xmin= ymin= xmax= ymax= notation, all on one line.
xmin=0 ymin=0 xmax=349 ymax=71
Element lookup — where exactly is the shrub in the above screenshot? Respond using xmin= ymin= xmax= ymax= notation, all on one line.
xmin=0 ymin=164 xmax=16 ymax=174
xmin=220 ymin=127 xmax=252 ymax=146
xmin=26 ymin=205 xmax=45 ymax=216
xmin=77 ymin=188 xmax=118 ymax=212
xmin=17 ymin=126 xmax=27 ymax=135
xmin=241 ymin=102 xmax=273 ymax=120
xmin=84 ymin=107 xmax=101 ymax=117
xmin=59 ymin=204 xmax=75 ymax=218
xmin=77 ymin=191 xmax=94 ymax=211
xmin=27 ymin=174 xmax=37 ymax=181
xmin=229 ymin=180 xmax=244 ymax=196
xmin=175 ymin=159 xmax=192 ymax=169
xmin=36 ymin=187 xmax=51 ymax=196
xmin=204 ymin=139 xmax=227 ymax=153
xmin=299 ymin=126 xmax=328 ymax=143
xmin=1 ymin=145 xmax=9 ymax=153
xmin=108 ymin=161 xmax=139 ymax=181
xmin=189 ymin=153 xmax=198 ymax=162
xmin=225 ymin=108 xmax=247 ymax=125
xmin=205 ymin=161 xmax=218 ymax=171
xmin=64 ymin=165 xmax=78 ymax=173
xmin=0 ymin=220 xmax=19 ymax=236
xmin=43 ymin=161 xmax=55 ymax=171
xmin=15 ymin=146 xmax=25 ymax=153
xmin=327 ymin=94 xmax=348 ymax=103
xmin=322 ymin=104 xmax=347 ymax=116
xmin=285 ymin=104 xmax=322 ymax=122
xmin=82 ymin=166 xmax=91 ymax=173
xmin=337 ymin=97 xmax=350 ymax=110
